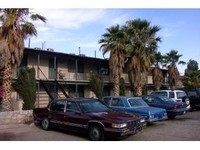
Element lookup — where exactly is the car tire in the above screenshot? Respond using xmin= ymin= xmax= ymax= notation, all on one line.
xmin=42 ymin=118 xmax=51 ymax=130
xmin=89 ymin=125 xmax=104 ymax=141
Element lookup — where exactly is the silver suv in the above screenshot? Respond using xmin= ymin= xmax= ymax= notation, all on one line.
xmin=150 ymin=90 xmax=190 ymax=109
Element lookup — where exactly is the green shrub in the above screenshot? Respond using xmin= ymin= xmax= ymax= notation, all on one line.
xmin=13 ymin=67 xmax=36 ymax=110
xmin=89 ymin=72 xmax=104 ymax=99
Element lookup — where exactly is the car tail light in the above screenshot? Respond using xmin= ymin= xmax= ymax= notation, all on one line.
xmin=174 ymin=104 xmax=180 ymax=109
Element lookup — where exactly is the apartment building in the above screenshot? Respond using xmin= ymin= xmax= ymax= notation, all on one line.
xmin=0 ymin=47 xmax=168 ymax=109
xmin=16 ymin=48 xmax=132 ymax=108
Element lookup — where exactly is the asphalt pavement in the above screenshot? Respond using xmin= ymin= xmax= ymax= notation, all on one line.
xmin=0 ymin=110 xmax=200 ymax=141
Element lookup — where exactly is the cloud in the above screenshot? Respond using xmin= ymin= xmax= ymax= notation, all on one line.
xmin=159 ymin=28 xmax=173 ymax=38
xmin=159 ymin=21 xmax=185 ymax=38
xmin=75 ymin=41 xmax=99 ymax=48
xmin=32 ymin=8 xmax=108 ymax=30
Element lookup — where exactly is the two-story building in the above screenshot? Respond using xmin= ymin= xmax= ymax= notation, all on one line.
xmin=0 ymin=47 xmax=168 ymax=109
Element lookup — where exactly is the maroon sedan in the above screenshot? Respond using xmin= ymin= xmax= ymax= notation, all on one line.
xmin=33 ymin=98 xmax=146 ymax=140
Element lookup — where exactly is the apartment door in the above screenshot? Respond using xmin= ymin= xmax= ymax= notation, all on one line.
xmin=49 ymin=58 xmax=57 ymax=79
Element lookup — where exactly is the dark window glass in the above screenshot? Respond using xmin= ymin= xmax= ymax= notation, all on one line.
xmin=111 ymin=98 xmax=124 ymax=107
xmin=79 ymin=100 xmax=109 ymax=113
xmin=176 ymin=92 xmax=187 ymax=98
xmin=66 ymin=101 xmax=79 ymax=112
xmin=187 ymin=91 xmax=198 ymax=97
xmin=50 ymin=100 xmax=65 ymax=112
xmin=128 ymin=98 xmax=148 ymax=107
xmin=103 ymin=86 xmax=110 ymax=96
xmin=102 ymin=97 xmax=111 ymax=105
xmin=143 ymin=96 xmax=154 ymax=103
xmin=68 ymin=59 xmax=76 ymax=72
xmin=78 ymin=61 xmax=84 ymax=73
xmin=49 ymin=58 xmax=57 ymax=79
xmin=169 ymin=92 xmax=174 ymax=98
xmin=97 ymin=64 xmax=109 ymax=75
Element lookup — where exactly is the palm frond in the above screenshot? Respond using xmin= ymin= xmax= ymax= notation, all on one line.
xmin=30 ymin=14 xmax=47 ymax=23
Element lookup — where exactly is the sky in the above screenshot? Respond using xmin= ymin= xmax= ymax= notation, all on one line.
xmin=24 ymin=8 xmax=200 ymax=75
xmin=2 ymin=0 xmax=200 ymax=76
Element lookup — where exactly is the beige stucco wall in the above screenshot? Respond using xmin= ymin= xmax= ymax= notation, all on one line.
xmin=84 ymin=86 xmax=96 ymax=98
xmin=28 ymin=55 xmax=49 ymax=80
xmin=57 ymin=59 xmax=68 ymax=80
xmin=147 ymin=75 xmax=153 ymax=84
xmin=27 ymin=55 xmax=38 ymax=78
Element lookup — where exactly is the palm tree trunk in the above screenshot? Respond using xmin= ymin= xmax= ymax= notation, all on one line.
xmin=113 ymin=73 xmax=120 ymax=96
xmin=2 ymin=62 xmax=13 ymax=111
xmin=135 ymin=86 xmax=142 ymax=96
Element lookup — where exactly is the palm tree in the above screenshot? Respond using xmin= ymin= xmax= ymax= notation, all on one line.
xmin=151 ymin=52 xmax=164 ymax=90
xmin=164 ymin=50 xmax=186 ymax=90
xmin=125 ymin=19 xmax=161 ymax=96
xmin=99 ymin=24 xmax=128 ymax=96
xmin=0 ymin=9 xmax=46 ymax=111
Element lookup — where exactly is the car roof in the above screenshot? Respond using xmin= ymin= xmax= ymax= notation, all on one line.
xmin=144 ymin=95 xmax=169 ymax=99
xmin=53 ymin=98 xmax=99 ymax=102
xmin=152 ymin=90 xmax=185 ymax=92
xmin=102 ymin=96 xmax=142 ymax=99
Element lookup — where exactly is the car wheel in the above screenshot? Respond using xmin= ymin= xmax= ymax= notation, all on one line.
xmin=89 ymin=125 xmax=104 ymax=141
xmin=168 ymin=115 xmax=176 ymax=119
xmin=42 ymin=118 xmax=50 ymax=130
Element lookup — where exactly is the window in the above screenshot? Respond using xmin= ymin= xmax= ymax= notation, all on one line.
xmin=102 ymin=97 xmax=111 ymax=105
xmin=169 ymin=92 xmax=175 ymax=98
xmin=49 ymin=58 xmax=57 ymax=79
xmin=152 ymin=91 xmax=167 ymax=97
xmin=128 ymin=98 xmax=148 ymax=107
xmin=66 ymin=101 xmax=79 ymax=112
xmin=78 ymin=61 xmax=84 ymax=73
xmin=176 ymin=92 xmax=187 ymax=98
xmin=50 ymin=100 xmax=65 ymax=112
xmin=187 ymin=91 xmax=198 ymax=97
xmin=68 ymin=60 xmax=84 ymax=73
xmin=68 ymin=59 xmax=76 ymax=72
xmin=103 ymin=86 xmax=110 ymax=96
xmin=111 ymin=98 xmax=124 ymax=107
xmin=143 ymin=97 xmax=154 ymax=103
xmin=97 ymin=64 xmax=109 ymax=75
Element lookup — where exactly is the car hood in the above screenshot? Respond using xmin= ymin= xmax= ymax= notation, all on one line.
xmin=88 ymin=110 xmax=141 ymax=122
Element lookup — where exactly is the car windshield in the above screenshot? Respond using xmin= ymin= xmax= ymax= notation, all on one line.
xmin=128 ymin=98 xmax=149 ymax=108
xmin=158 ymin=96 xmax=174 ymax=102
xmin=177 ymin=92 xmax=187 ymax=98
xmin=78 ymin=100 xmax=110 ymax=113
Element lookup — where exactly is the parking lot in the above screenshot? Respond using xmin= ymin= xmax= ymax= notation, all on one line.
xmin=0 ymin=110 xmax=200 ymax=141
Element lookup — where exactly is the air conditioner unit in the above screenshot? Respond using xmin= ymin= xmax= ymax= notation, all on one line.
xmin=47 ymin=48 xmax=54 ymax=52
xmin=79 ymin=54 xmax=86 ymax=57
xmin=34 ymin=47 xmax=41 ymax=50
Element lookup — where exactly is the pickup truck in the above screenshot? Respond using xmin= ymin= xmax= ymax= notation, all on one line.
xmin=33 ymin=98 xmax=146 ymax=141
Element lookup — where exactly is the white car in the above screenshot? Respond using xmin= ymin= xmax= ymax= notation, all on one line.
xmin=150 ymin=90 xmax=190 ymax=109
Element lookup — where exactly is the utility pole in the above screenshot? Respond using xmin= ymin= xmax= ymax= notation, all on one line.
xmin=42 ymin=41 xmax=46 ymax=50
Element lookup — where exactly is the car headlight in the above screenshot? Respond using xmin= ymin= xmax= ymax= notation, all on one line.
xmin=112 ymin=123 xmax=127 ymax=128
xmin=149 ymin=113 xmax=154 ymax=119
xmin=140 ymin=118 xmax=145 ymax=123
